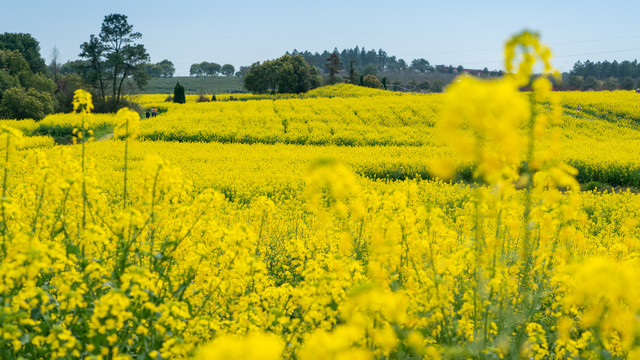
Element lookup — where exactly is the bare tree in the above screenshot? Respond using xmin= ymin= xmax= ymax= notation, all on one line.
xmin=49 ymin=46 xmax=60 ymax=82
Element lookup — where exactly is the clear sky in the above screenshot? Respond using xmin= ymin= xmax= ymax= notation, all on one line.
xmin=2 ymin=0 xmax=640 ymax=76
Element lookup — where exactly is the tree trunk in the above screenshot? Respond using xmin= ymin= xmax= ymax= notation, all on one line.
xmin=117 ymin=66 xmax=131 ymax=104
xmin=112 ymin=62 xmax=119 ymax=108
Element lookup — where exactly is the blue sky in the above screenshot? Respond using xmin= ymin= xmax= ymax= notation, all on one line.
xmin=2 ymin=0 xmax=640 ymax=76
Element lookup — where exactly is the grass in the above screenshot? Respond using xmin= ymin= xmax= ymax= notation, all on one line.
xmin=35 ymin=123 xmax=113 ymax=145
xmin=135 ymin=76 xmax=246 ymax=95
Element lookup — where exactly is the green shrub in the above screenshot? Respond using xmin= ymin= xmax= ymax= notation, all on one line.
xmin=584 ymin=181 xmax=613 ymax=192
xmin=417 ymin=80 xmax=431 ymax=91
xmin=363 ymin=75 xmax=383 ymax=89
xmin=0 ymin=87 xmax=54 ymax=120
xmin=431 ymin=79 xmax=445 ymax=93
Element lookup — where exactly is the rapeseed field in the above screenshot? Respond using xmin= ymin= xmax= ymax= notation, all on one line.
xmin=1 ymin=31 xmax=640 ymax=359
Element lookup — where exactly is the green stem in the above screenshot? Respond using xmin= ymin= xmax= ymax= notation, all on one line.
xmin=425 ymin=227 xmax=453 ymax=344
xmin=518 ymin=97 xmax=538 ymax=298
xmin=510 ymin=95 xmax=540 ymax=359
xmin=149 ymin=167 xmax=160 ymax=268
xmin=484 ymin=208 xmax=503 ymax=346
xmin=123 ymin=121 xmax=129 ymax=208
xmin=473 ymin=186 xmax=483 ymax=346
xmin=1 ymin=134 xmax=10 ymax=257
xmin=81 ymin=117 xmax=87 ymax=230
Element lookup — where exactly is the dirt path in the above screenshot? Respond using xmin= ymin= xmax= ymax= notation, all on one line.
xmin=98 ymin=133 xmax=113 ymax=141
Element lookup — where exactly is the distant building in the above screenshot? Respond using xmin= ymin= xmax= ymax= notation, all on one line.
xmin=462 ymin=69 xmax=484 ymax=76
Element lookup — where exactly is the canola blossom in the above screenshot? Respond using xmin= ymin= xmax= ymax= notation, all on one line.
xmin=0 ymin=31 xmax=640 ymax=360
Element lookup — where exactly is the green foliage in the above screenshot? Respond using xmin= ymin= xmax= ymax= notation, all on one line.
xmin=621 ymin=77 xmax=635 ymax=90
xmin=567 ymin=75 xmax=584 ymax=90
xmin=348 ymin=60 xmax=358 ymax=85
xmin=221 ymin=64 xmax=235 ymax=77
xmin=324 ymin=75 xmax=342 ymax=85
xmin=0 ymin=50 xmax=31 ymax=78
xmin=59 ymin=60 xmax=85 ymax=75
xmin=602 ymin=77 xmax=618 ymax=90
xmin=361 ymin=65 xmax=377 ymax=76
xmin=0 ymin=50 xmax=55 ymax=95
xmin=236 ymin=66 xmax=250 ymax=78
xmin=292 ymin=46 xmax=414 ymax=74
xmin=583 ymin=75 xmax=599 ymax=90
xmin=145 ymin=63 xmax=163 ymax=78
xmin=417 ymin=80 xmax=430 ymax=91
xmin=571 ymin=59 xmax=640 ymax=81
xmin=205 ymin=62 xmax=221 ymax=77
xmin=243 ymin=62 xmax=270 ymax=93
xmin=157 ymin=59 xmax=175 ymax=78
xmin=410 ymin=58 xmax=432 ymax=73
xmin=173 ymin=82 xmax=186 ymax=103
xmin=190 ymin=62 xmax=221 ymax=77
xmin=0 ymin=32 xmax=47 ymax=74
xmin=0 ymin=49 xmax=57 ymax=118
xmin=244 ymin=54 xmax=321 ymax=94
xmin=53 ymin=73 xmax=85 ymax=113
xmin=583 ymin=181 xmax=613 ymax=192
xmin=431 ymin=79 xmax=444 ymax=93
xmin=290 ymin=46 xmax=487 ymax=85
xmin=0 ymin=87 xmax=54 ymax=120
xmin=23 ymin=73 xmax=56 ymax=94
xmin=0 ymin=70 xmax=20 ymax=99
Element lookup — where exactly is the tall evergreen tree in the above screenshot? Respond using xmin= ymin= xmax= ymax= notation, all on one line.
xmin=326 ymin=52 xmax=342 ymax=84
xmin=173 ymin=81 xmax=185 ymax=103
xmin=348 ymin=60 xmax=358 ymax=84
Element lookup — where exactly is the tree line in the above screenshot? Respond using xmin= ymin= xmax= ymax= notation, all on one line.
xmin=564 ymin=59 xmax=640 ymax=90
xmin=242 ymin=49 xmax=498 ymax=95
xmin=287 ymin=46 xmax=503 ymax=77
xmin=144 ymin=60 xmax=175 ymax=78
xmin=570 ymin=60 xmax=640 ymax=80
xmin=63 ymin=59 xmax=175 ymax=79
xmin=189 ymin=62 xmax=235 ymax=77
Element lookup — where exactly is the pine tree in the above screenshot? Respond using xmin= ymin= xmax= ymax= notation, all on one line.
xmin=326 ymin=52 xmax=342 ymax=84
xmin=348 ymin=60 xmax=358 ymax=85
